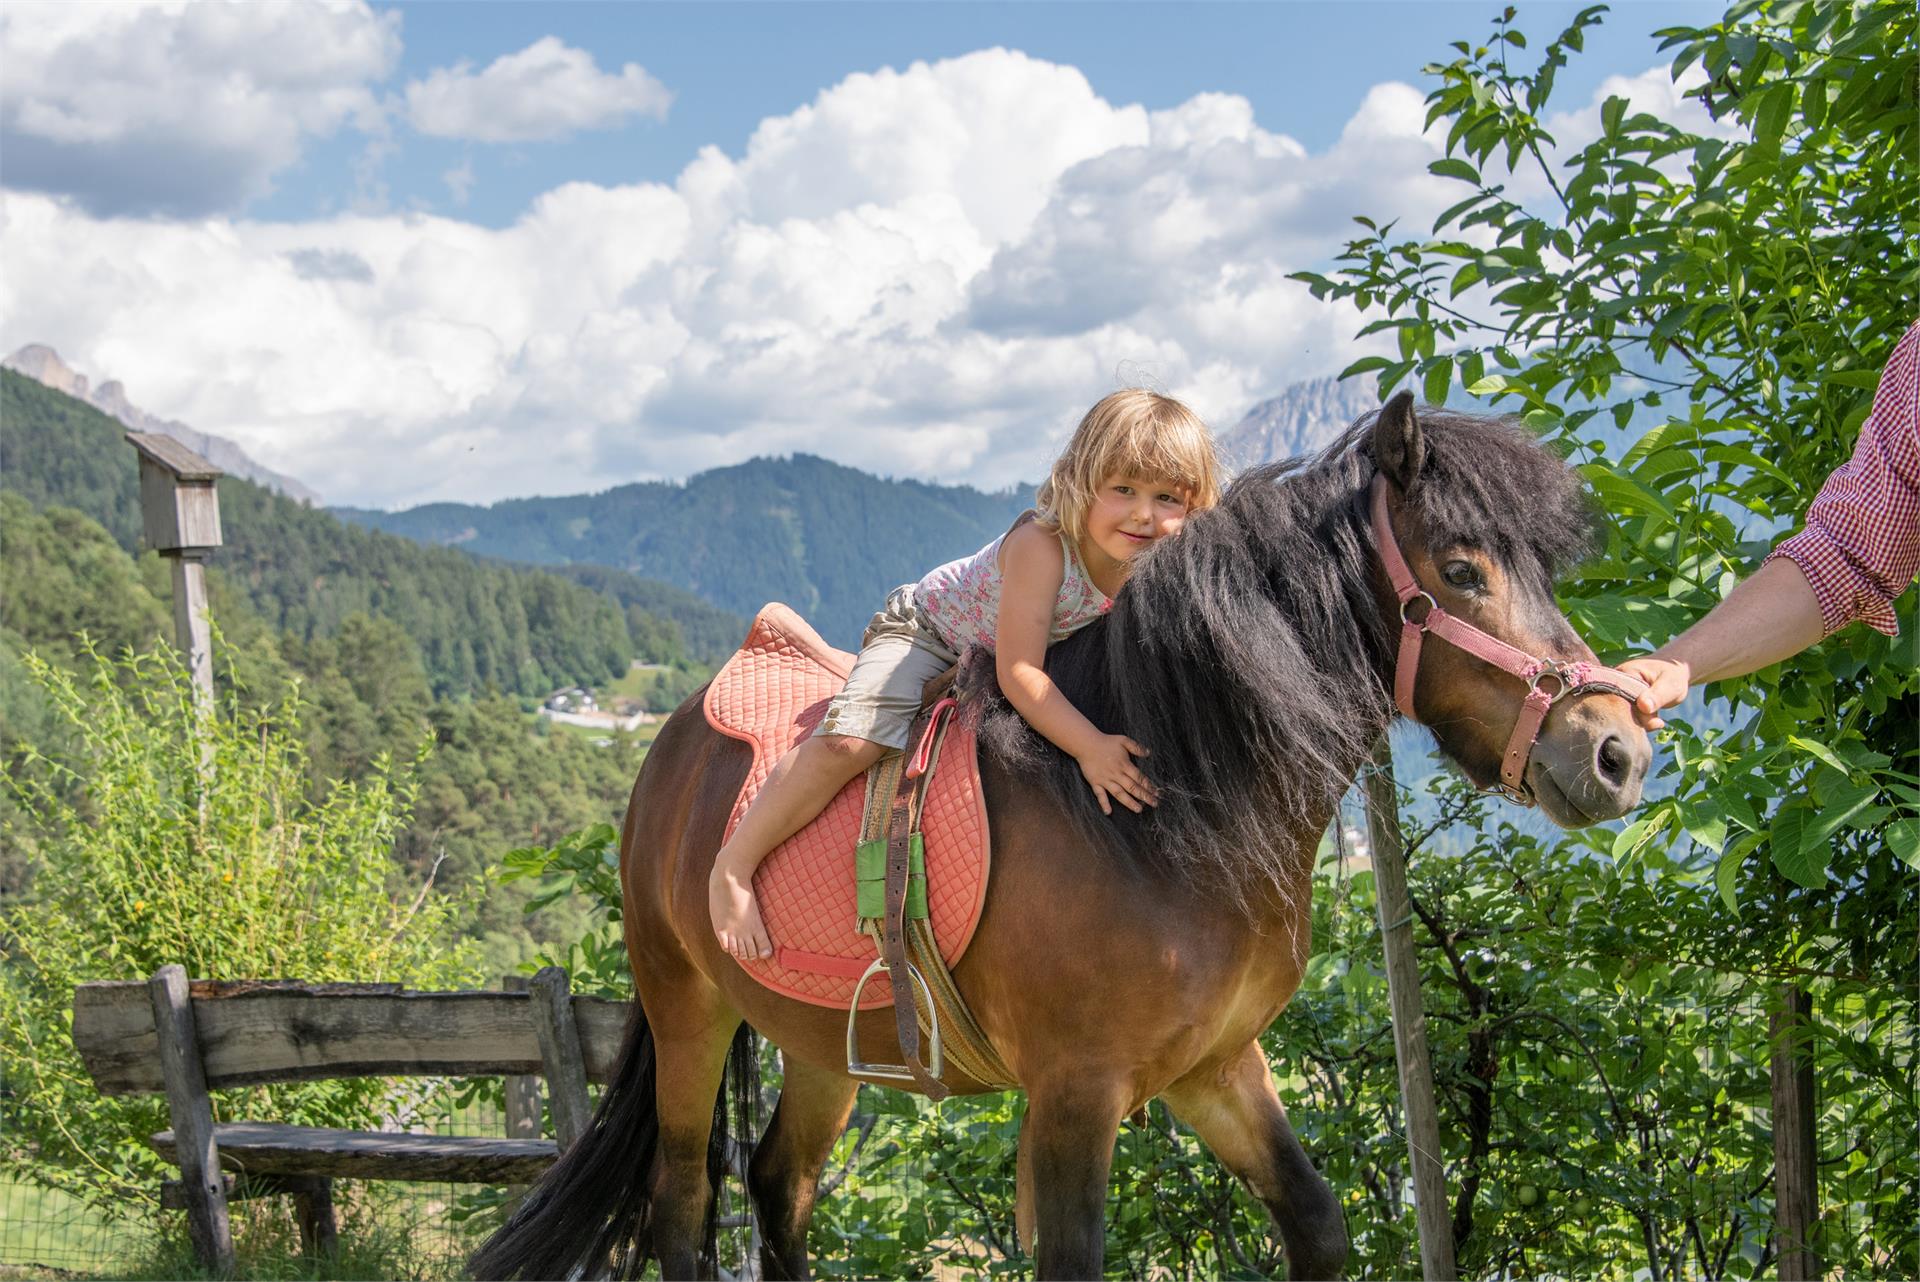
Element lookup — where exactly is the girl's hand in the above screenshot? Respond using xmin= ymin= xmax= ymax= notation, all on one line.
xmin=1616 ymin=655 xmax=1690 ymax=731
xmin=1075 ymin=734 xmax=1157 ymax=815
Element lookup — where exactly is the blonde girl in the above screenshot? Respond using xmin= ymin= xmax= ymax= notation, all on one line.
xmin=711 ymin=389 xmax=1222 ymax=959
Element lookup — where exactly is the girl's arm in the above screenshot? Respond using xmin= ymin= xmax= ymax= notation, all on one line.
xmin=995 ymin=523 xmax=1157 ymax=815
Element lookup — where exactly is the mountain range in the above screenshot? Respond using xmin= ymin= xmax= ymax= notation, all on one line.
xmin=1 ymin=344 xmax=322 ymax=504
xmin=333 ymin=378 xmax=1380 ymax=646
xmin=4 ymin=340 xmax=1382 ymax=648
xmin=0 ymin=370 xmax=742 ymax=692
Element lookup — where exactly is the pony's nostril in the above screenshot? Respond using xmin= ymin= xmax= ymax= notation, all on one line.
xmin=1596 ymin=734 xmax=1630 ymax=786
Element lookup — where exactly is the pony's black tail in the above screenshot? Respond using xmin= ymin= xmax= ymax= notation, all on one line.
xmin=468 ymin=1005 xmax=759 ymax=1280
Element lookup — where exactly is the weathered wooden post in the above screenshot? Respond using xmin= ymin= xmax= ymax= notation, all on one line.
xmin=1362 ymin=736 xmax=1457 ymax=1281
xmin=1771 ymin=984 xmax=1819 ymax=1279
xmin=501 ymin=975 xmax=544 ymax=1210
xmin=127 ymin=432 xmax=223 ymax=707
xmin=529 ymin=966 xmax=593 ymax=1149
xmin=148 ymin=964 xmax=235 ymax=1274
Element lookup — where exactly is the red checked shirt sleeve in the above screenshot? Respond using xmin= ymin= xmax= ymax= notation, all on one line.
xmin=1763 ymin=320 xmax=1920 ymax=637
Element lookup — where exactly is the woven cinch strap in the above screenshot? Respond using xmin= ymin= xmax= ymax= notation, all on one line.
xmin=855 ymin=702 xmax=1018 ymax=1093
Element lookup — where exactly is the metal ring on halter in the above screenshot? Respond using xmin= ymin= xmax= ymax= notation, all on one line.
xmin=1399 ymin=591 xmax=1437 ymax=627
xmin=1528 ymin=666 xmax=1568 ymax=701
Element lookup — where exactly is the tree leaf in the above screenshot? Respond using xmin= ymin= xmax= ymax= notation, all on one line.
xmin=1600 ymin=94 xmax=1627 ymax=137
xmin=1888 ymin=818 xmax=1920 ymax=869
xmin=1429 ymin=157 xmax=1482 ymax=183
xmin=1716 ymin=833 xmax=1763 ymax=913
xmin=1787 ymin=735 xmax=1853 ymax=778
xmin=1424 ymin=356 xmax=1454 ymax=406
xmin=1769 ymin=803 xmax=1828 ymax=888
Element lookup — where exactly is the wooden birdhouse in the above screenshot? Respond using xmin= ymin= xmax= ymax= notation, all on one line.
xmin=128 ymin=431 xmax=223 ymax=552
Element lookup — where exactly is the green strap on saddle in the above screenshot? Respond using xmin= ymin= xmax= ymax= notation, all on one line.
xmin=856 ymin=832 xmax=927 ymax=921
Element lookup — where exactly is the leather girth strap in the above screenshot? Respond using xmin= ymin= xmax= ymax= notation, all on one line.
xmin=880 ymin=723 xmax=944 ymax=1098
xmin=859 ymin=698 xmax=1017 ymax=1096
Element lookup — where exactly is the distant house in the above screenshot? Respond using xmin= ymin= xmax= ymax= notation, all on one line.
xmin=538 ymin=684 xmax=653 ymax=736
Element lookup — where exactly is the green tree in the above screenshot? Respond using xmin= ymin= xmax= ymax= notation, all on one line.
xmin=1293 ymin=0 xmax=1916 ymax=1272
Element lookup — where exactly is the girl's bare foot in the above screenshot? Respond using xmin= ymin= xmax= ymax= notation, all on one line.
xmin=709 ymin=856 xmax=773 ymax=960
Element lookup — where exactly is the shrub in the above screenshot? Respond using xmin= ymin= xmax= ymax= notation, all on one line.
xmin=0 ymin=640 xmax=482 ymax=1213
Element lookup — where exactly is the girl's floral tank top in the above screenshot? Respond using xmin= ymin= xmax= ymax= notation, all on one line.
xmin=914 ymin=511 xmax=1111 ymax=652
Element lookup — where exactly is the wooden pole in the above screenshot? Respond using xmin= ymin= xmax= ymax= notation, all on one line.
xmin=169 ymin=552 xmax=214 ymax=712
xmin=501 ymin=975 xmax=543 ymax=1210
xmin=529 ymin=966 xmax=593 ymax=1149
xmin=149 ymin=965 xmax=235 ymax=1275
xmin=1363 ymin=736 xmax=1457 ymax=1282
xmin=1770 ymin=985 xmax=1819 ymax=1279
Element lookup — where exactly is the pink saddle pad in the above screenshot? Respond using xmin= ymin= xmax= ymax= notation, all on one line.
xmin=703 ymin=604 xmax=991 ymax=1008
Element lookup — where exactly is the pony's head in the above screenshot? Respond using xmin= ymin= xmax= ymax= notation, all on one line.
xmin=972 ymin=391 xmax=1651 ymax=908
xmin=1366 ymin=392 xmax=1649 ymax=826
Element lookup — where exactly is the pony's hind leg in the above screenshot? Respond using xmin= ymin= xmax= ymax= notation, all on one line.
xmin=748 ymin=1055 xmax=859 ymax=1280
xmin=1162 ymin=1040 xmax=1349 ymax=1280
xmin=645 ymin=980 xmax=748 ymax=1280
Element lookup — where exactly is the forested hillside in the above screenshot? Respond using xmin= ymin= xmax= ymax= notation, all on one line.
xmin=338 ymin=454 xmax=1036 ymax=646
xmin=0 ymin=490 xmax=649 ymax=969
xmin=0 ymin=371 xmax=741 ymax=692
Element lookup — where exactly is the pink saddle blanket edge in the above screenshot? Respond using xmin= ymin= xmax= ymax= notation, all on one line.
xmin=702 ymin=603 xmax=991 ymax=1010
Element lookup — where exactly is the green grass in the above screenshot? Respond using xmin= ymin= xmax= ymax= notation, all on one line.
xmin=0 ymin=1178 xmax=502 ymax=1281
xmin=604 ymin=660 xmax=673 ymax=703
xmin=0 ymin=1181 xmax=146 ymax=1275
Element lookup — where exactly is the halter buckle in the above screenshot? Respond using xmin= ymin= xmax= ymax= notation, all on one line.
xmin=1485 ymin=779 xmax=1536 ymax=807
xmin=1399 ymin=591 xmax=1437 ymax=628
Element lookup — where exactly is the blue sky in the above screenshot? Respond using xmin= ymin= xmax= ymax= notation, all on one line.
xmin=268 ymin=1 xmax=1727 ymax=227
xmin=0 ymin=1 xmax=1733 ymax=508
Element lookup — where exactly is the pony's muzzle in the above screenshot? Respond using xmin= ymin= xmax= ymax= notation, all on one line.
xmin=1533 ymin=696 xmax=1650 ymax=826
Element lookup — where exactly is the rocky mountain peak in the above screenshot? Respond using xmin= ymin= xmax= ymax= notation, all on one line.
xmin=5 ymin=343 xmax=89 ymax=399
xmin=1217 ymin=375 xmax=1381 ymax=470
xmin=2 ymin=344 xmax=321 ymax=504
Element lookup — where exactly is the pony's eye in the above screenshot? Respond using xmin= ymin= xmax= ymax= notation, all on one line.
xmin=1442 ymin=560 xmax=1482 ymax=590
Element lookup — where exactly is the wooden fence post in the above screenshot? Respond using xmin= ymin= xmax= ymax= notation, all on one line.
xmin=529 ymin=966 xmax=592 ymax=1148
xmin=501 ymin=975 xmax=543 ymax=1207
xmin=1363 ymin=737 xmax=1457 ymax=1282
xmin=148 ymin=964 xmax=235 ymax=1274
xmin=1771 ymin=984 xmax=1819 ymax=1279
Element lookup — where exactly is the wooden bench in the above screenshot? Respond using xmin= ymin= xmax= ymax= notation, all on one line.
xmin=73 ymin=964 xmax=632 ymax=1271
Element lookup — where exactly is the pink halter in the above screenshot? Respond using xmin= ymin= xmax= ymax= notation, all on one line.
xmin=1370 ymin=477 xmax=1649 ymax=803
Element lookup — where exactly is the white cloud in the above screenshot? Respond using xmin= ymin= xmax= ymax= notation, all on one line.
xmin=405 ymin=37 xmax=672 ymax=143
xmin=0 ymin=50 xmax=1704 ymax=509
xmin=0 ymin=0 xmax=398 ymax=217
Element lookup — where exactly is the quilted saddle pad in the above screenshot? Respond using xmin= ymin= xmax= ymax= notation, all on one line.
xmin=703 ymin=603 xmax=991 ymax=1009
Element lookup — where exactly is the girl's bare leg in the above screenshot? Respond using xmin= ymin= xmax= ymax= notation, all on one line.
xmin=710 ymin=733 xmax=890 ymax=958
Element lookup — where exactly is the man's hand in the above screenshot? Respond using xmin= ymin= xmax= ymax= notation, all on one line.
xmin=1074 ymin=734 xmax=1157 ymax=815
xmin=1616 ymin=655 xmax=1691 ymax=731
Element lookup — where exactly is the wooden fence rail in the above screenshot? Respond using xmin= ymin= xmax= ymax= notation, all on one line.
xmin=72 ymin=965 xmax=632 ymax=1269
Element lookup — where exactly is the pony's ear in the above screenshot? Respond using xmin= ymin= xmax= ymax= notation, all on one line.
xmin=1371 ymin=390 xmax=1425 ymax=491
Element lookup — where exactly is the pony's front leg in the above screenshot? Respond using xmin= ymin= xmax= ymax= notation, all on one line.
xmin=1023 ymin=1081 xmax=1129 ymax=1279
xmin=748 ymin=1054 xmax=859 ymax=1280
xmin=1163 ymin=1040 xmax=1348 ymax=1279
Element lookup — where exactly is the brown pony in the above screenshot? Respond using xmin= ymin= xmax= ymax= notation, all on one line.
xmin=471 ymin=394 xmax=1651 ymax=1280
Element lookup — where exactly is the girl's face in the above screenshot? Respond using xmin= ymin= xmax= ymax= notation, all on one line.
xmin=1083 ymin=473 xmax=1190 ymax=570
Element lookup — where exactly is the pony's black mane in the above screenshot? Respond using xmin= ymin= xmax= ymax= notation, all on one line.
xmin=970 ymin=406 xmax=1598 ymax=909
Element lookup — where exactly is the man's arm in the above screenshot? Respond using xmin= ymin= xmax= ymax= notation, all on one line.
xmin=1618 ymin=558 xmax=1825 ymax=729
xmin=1621 ymin=322 xmax=1919 ymax=730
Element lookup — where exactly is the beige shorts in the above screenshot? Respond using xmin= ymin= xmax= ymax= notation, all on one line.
xmin=814 ymin=585 xmax=961 ymax=750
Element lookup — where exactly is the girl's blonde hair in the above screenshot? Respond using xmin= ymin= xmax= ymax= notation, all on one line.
xmin=1035 ymin=389 xmax=1222 ymax=550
